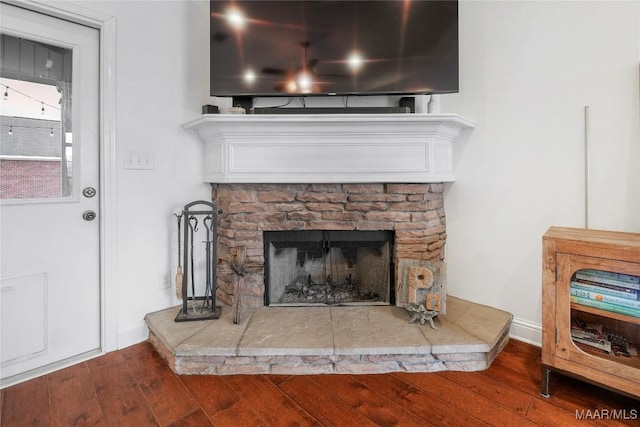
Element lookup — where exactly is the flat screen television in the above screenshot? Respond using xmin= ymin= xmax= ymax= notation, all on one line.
xmin=209 ymin=0 xmax=458 ymax=98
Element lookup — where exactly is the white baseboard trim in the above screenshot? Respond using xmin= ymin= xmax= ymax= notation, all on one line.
xmin=509 ymin=317 xmax=542 ymax=347
xmin=117 ymin=320 xmax=149 ymax=349
xmin=1 ymin=349 xmax=103 ymax=389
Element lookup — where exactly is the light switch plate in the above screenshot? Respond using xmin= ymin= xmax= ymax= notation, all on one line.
xmin=125 ymin=151 xmax=154 ymax=170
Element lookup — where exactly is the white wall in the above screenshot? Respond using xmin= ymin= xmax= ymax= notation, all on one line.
xmin=65 ymin=0 xmax=215 ymax=347
xmin=442 ymin=1 xmax=640 ymax=344
xmin=64 ymin=0 xmax=639 ymax=348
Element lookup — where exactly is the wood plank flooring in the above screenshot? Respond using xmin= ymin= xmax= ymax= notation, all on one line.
xmin=1 ymin=339 xmax=638 ymax=426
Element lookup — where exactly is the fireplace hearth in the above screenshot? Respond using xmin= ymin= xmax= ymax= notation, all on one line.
xmin=146 ymin=296 xmax=513 ymax=375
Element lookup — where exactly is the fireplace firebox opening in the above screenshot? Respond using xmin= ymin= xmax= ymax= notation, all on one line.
xmin=264 ymin=230 xmax=394 ymax=306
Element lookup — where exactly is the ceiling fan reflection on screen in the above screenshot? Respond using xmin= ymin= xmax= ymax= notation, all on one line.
xmin=261 ymin=41 xmax=347 ymax=94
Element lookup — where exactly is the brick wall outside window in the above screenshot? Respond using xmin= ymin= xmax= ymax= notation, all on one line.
xmin=0 ymin=159 xmax=62 ymax=199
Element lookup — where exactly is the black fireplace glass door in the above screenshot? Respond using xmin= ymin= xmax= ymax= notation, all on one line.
xmin=264 ymin=230 xmax=393 ymax=306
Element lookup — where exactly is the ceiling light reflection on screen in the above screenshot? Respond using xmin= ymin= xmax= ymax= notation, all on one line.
xmin=225 ymin=7 xmax=247 ymax=30
xmin=347 ymin=51 xmax=364 ymax=72
xmin=244 ymin=70 xmax=256 ymax=84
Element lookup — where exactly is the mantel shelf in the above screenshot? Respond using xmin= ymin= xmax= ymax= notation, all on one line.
xmin=182 ymin=113 xmax=475 ymax=184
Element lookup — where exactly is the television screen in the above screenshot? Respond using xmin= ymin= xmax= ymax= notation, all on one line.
xmin=210 ymin=0 xmax=458 ymax=97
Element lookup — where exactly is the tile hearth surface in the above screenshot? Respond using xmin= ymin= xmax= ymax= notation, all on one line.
xmin=145 ymin=296 xmax=512 ymax=375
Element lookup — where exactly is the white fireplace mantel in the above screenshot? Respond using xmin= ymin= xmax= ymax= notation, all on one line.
xmin=182 ymin=113 xmax=475 ymax=183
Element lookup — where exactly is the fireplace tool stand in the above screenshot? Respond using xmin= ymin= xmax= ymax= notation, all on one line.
xmin=175 ymin=200 xmax=221 ymax=322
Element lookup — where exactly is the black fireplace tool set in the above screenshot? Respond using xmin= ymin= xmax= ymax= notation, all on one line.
xmin=175 ymin=200 xmax=221 ymax=322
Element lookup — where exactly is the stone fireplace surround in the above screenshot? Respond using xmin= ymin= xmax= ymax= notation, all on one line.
xmin=214 ymin=182 xmax=446 ymax=308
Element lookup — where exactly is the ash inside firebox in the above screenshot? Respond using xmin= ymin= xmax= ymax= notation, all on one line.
xmin=278 ymin=278 xmax=381 ymax=305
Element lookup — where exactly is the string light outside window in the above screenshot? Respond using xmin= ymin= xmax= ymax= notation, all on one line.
xmin=0 ymin=81 xmax=61 ymax=118
xmin=1 ymin=78 xmax=62 ymax=137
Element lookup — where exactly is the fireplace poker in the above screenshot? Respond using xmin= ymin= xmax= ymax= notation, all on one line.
xmin=231 ymin=245 xmax=247 ymax=324
xmin=203 ymin=215 xmax=213 ymax=309
xmin=188 ymin=216 xmax=198 ymax=312
xmin=174 ymin=213 xmax=183 ymax=300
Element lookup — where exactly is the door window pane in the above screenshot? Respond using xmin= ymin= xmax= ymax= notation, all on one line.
xmin=0 ymin=34 xmax=72 ymax=199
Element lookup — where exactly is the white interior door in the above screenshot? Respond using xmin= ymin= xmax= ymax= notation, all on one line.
xmin=0 ymin=3 xmax=101 ymax=382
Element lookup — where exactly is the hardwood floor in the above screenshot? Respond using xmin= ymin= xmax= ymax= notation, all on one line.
xmin=1 ymin=339 xmax=638 ymax=426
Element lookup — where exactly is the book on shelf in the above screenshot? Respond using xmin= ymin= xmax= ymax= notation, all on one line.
xmin=571 ymin=280 xmax=639 ymax=301
xmin=575 ymin=269 xmax=640 ymax=290
xmin=571 ymin=321 xmax=612 ymax=352
xmin=570 ymin=287 xmax=640 ymax=309
xmin=572 ymin=336 xmax=612 ymax=352
xmin=570 ymin=295 xmax=640 ymax=318
xmin=573 ymin=340 xmax=611 ymax=355
xmin=570 ymin=319 xmax=638 ymax=358
xmin=609 ymin=332 xmax=638 ymax=358
xmin=578 ymin=268 xmax=640 ymax=284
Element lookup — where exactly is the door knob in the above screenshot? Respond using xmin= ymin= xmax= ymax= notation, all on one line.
xmin=82 ymin=210 xmax=97 ymax=221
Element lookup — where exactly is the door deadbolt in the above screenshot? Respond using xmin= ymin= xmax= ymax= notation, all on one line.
xmin=82 ymin=210 xmax=97 ymax=221
xmin=82 ymin=187 xmax=97 ymax=198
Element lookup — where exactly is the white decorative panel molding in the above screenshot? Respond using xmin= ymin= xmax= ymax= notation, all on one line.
xmin=183 ymin=113 xmax=475 ymax=183
xmin=1 ymin=273 xmax=47 ymax=365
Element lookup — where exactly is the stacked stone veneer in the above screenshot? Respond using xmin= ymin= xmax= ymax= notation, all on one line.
xmin=148 ymin=329 xmax=509 ymax=375
xmin=213 ymin=183 xmax=446 ymax=307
